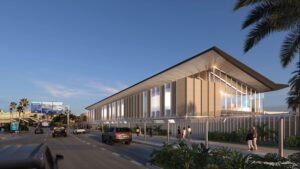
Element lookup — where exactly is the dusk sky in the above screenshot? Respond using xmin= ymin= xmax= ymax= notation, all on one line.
xmin=0 ymin=0 xmax=295 ymax=114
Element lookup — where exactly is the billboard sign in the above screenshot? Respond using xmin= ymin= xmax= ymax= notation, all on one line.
xmin=31 ymin=101 xmax=66 ymax=114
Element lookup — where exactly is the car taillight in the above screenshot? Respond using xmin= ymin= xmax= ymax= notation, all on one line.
xmin=114 ymin=132 xmax=120 ymax=138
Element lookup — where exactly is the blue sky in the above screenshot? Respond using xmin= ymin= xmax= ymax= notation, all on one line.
xmin=0 ymin=0 xmax=295 ymax=114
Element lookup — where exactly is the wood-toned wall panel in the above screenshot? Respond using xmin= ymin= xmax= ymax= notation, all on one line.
xmin=176 ymin=78 xmax=186 ymax=116
xmin=186 ymin=77 xmax=194 ymax=116
xmin=160 ymin=86 xmax=165 ymax=117
xmin=202 ymin=80 xmax=208 ymax=116
xmin=171 ymin=81 xmax=176 ymax=116
xmin=215 ymin=83 xmax=221 ymax=116
xmin=209 ymin=81 xmax=215 ymax=116
xmin=194 ymin=78 xmax=201 ymax=116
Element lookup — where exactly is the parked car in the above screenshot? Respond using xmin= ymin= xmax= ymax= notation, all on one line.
xmin=34 ymin=127 xmax=44 ymax=134
xmin=52 ymin=127 xmax=67 ymax=137
xmin=101 ymin=127 xmax=132 ymax=145
xmin=0 ymin=143 xmax=64 ymax=169
xmin=73 ymin=128 xmax=86 ymax=134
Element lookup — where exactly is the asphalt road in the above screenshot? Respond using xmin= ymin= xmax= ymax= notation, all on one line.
xmin=0 ymin=129 xmax=156 ymax=169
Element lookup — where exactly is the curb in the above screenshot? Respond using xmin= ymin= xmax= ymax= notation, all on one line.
xmin=132 ymin=139 xmax=163 ymax=148
xmin=146 ymin=163 xmax=163 ymax=169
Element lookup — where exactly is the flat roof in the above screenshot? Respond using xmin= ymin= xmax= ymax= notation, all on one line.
xmin=86 ymin=46 xmax=287 ymax=110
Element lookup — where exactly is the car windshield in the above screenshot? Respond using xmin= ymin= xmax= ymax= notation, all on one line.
xmin=116 ymin=128 xmax=131 ymax=132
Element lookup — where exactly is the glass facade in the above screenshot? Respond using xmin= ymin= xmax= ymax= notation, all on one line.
xmin=164 ymin=83 xmax=171 ymax=117
xmin=142 ymin=91 xmax=148 ymax=118
xmin=151 ymin=87 xmax=160 ymax=117
xmin=209 ymin=68 xmax=264 ymax=113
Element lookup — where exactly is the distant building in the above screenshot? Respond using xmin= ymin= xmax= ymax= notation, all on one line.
xmin=31 ymin=101 xmax=67 ymax=115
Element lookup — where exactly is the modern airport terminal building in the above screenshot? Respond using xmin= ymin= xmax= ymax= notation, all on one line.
xmin=86 ymin=47 xmax=299 ymax=139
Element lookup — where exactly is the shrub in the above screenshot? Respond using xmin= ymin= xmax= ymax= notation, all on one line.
xmin=150 ymin=142 xmax=300 ymax=169
xmin=286 ymin=136 xmax=300 ymax=148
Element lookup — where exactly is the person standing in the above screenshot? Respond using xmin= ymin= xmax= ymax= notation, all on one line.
xmin=177 ymin=126 xmax=181 ymax=139
xmin=187 ymin=125 xmax=192 ymax=139
xmin=252 ymin=127 xmax=258 ymax=150
xmin=149 ymin=127 xmax=153 ymax=137
xmin=182 ymin=127 xmax=186 ymax=140
xmin=246 ymin=128 xmax=254 ymax=151
xmin=136 ymin=126 xmax=140 ymax=136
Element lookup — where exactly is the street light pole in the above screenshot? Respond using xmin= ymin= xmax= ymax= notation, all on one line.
xmin=66 ymin=105 xmax=70 ymax=130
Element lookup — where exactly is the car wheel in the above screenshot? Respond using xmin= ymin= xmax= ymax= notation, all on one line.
xmin=52 ymin=134 xmax=55 ymax=138
xmin=108 ymin=137 xmax=114 ymax=145
xmin=101 ymin=136 xmax=105 ymax=143
xmin=125 ymin=141 xmax=131 ymax=145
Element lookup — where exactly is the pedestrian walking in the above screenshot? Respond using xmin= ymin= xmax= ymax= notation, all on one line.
xmin=136 ymin=126 xmax=140 ymax=136
xmin=246 ymin=128 xmax=254 ymax=151
xmin=252 ymin=126 xmax=258 ymax=150
xmin=187 ymin=125 xmax=191 ymax=139
xmin=182 ymin=127 xmax=186 ymax=140
xmin=149 ymin=127 xmax=153 ymax=137
xmin=177 ymin=126 xmax=181 ymax=139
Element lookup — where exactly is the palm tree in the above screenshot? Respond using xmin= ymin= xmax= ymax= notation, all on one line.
xmin=234 ymin=0 xmax=300 ymax=110
xmin=17 ymin=105 xmax=23 ymax=123
xmin=286 ymin=61 xmax=300 ymax=111
xmin=19 ymin=98 xmax=29 ymax=119
xmin=9 ymin=101 xmax=17 ymax=123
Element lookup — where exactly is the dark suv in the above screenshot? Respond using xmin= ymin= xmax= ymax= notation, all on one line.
xmin=101 ymin=127 xmax=132 ymax=145
xmin=0 ymin=143 xmax=63 ymax=169
xmin=52 ymin=127 xmax=67 ymax=137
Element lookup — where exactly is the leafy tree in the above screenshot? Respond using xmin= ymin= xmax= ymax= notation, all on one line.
xmin=234 ymin=0 xmax=300 ymax=110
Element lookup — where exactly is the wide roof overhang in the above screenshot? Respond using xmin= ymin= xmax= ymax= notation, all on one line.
xmin=86 ymin=47 xmax=288 ymax=110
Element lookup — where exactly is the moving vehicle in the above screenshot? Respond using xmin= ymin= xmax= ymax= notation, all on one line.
xmin=73 ymin=128 xmax=86 ymax=134
xmin=35 ymin=127 xmax=44 ymax=134
xmin=52 ymin=127 xmax=67 ymax=137
xmin=101 ymin=127 xmax=132 ymax=145
xmin=0 ymin=143 xmax=63 ymax=169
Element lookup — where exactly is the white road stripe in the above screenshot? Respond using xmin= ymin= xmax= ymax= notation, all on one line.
xmin=112 ymin=152 xmax=120 ymax=156
xmin=101 ymin=148 xmax=106 ymax=151
xmin=86 ymin=142 xmax=90 ymax=145
xmin=130 ymin=160 xmax=143 ymax=166
xmin=92 ymin=145 xmax=97 ymax=147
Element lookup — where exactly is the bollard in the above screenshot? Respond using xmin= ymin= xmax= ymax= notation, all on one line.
xmin=144 ymin=122 xmax=146 ymax=140
xmin=167 ymin=121 xmax=170 ymax=142
xmin=279 ymin=117 xmax=284 ymax=157
xmin=205 ymin=120 xmax=209 ymax=149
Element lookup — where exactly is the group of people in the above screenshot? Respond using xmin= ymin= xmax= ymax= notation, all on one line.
xmin=177 ymin=125 xmax=192 ymax=140
xmin=246 ymin=126 xmax=258 ymax=151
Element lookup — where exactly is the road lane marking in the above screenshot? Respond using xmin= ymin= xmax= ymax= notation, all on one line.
xmin=92 ymin=145 xmax=97 ymax=147
xmin=130 ymin=160 xmax=143 ymax=166
xmin=86 ymin=142 xmax=90 ymax=145
xmin=101 ymin=148 xmax=106 ymax=151
xmin=112 ymin=152 xmax=120 ymax=156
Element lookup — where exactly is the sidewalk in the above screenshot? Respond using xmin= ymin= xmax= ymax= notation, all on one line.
xmin=132 ymin=135 xmax=299 ymax=157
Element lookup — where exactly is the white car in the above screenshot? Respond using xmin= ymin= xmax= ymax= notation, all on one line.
xmin=73 ymin=128 xmax=86 ymax=134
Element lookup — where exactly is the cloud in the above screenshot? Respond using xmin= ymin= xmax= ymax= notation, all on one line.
xmin=35 ymin=81 xmax=87 ymax=98
xmin=88 ymin=81 xmax=126 ymax=95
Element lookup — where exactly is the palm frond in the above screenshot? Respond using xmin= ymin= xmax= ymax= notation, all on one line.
xmin=242 ymin=2 xmax=273 ymax=29
xmin=244 ymin=18 xmax=275 ymax=52
xmin=280 ymin=26 xmax=300 ymax=67
xmin=242 ymin=1 xmax=300 ymax=30
xmin=234 ymin=0 xmax=271 ymax=11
